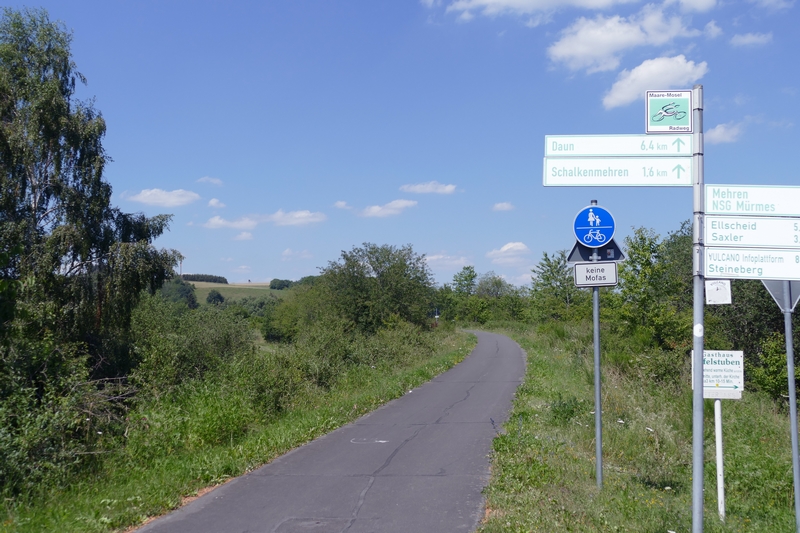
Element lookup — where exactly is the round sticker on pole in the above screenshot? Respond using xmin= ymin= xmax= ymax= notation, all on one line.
xmin=573 ymin=205 xmax=615 ymax=248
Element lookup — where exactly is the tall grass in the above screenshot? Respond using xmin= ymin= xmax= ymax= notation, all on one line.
xmin=479 ymin=322 xmax=797 ymax=532
xmin=0 ymin=316 xmax=475 ymax=533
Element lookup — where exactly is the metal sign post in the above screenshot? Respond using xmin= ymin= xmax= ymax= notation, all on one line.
xmin=569 ymin=200 xmax=621 ymax=489
xmin=592 ymin=247 xmax=603 ymax=489
xmin=782 ymin=281 xmax=800 ymax=533
xmin=690 ymin=84 xmax=705 ymax=533
xmin=764 ymin=281 xmax=800 ymax=532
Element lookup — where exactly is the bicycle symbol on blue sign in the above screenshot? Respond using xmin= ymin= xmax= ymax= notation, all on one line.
xmin=573 ymin=206 xmax=615 ymax=249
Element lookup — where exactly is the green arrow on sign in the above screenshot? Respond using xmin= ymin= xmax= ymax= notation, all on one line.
xmin=672 ymin=137 xmax=686 ymax=152
xmin=712 ymin=384 xmax=739 ymax=389
xmin=673 ymin=164 xmax=685 ymax=180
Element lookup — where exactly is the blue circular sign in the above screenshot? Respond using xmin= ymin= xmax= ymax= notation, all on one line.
xmin=573 ymin=205 xmax=615 ymax=248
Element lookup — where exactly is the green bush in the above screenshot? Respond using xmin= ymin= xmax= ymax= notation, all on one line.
xmin=130 ymin=295 xmax=254 ymax=394
xmin=0 ymin=337 xmax=121 ymax=496
xmin=206 ymin=289 xmax=225 ymax=305
xmin=750 ymin=332 xmax=800 ymax=400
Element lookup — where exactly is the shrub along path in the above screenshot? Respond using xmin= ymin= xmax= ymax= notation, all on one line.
xmin=136 ymin=331 xmax=526 ymax=533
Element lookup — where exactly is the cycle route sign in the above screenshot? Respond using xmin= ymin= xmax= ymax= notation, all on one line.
xmin=646 ymin=90 xmax=693 ymax=134
xmin=574 ymin=205 xmax=615 ymax=248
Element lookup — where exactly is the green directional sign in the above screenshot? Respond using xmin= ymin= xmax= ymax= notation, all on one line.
xmin=646 ymin=90 xmax=693 ymax=134
xmin=543 ymin=157 xmax=692 ymax=186
xmin=545 ymin=134 xmax=691 ymax=157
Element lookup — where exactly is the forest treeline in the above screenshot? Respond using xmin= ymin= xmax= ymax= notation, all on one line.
xmin=181 ymin=274 xmax=228 ymax=284
xmin=1 ymin=6 xmax=798 ymax=518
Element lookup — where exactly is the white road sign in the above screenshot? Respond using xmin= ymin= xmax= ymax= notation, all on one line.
xmin=704 ymin=247 xmax=800 ymax=281
xmin=706 ymin=184 xmax=800 ymax=217
xmin=574 ymin=262 xmax=618 ymax=287
xmin=543 ymin=157 xmax=692 ymax=186
xmin=705 ymin=216 xmax=800 ymax=249
xmin=545 ymin=134 xmax=692 ymax=157
xmin=692 ymin=350 xmax=744 ymax=400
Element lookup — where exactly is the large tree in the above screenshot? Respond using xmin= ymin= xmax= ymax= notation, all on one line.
xmin=320 ymin=243 xmax=435 ymax=333
xmin=0 ymin=7 xmax=180 ymax=375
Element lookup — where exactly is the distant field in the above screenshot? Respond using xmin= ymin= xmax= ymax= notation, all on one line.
xmin=190 ymin=281 xmax=286 ymax=303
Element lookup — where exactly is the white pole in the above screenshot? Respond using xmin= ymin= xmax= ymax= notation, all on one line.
xmin=714 ymin=399 xmax=725 ymax=521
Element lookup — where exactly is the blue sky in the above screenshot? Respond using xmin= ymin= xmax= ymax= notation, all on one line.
xmin=15 ymin=0 xmax=798 ymax=285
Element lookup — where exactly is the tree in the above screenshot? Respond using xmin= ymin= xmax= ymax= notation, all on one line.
xmin=320 ymin=243 xmax=434 ymax=333
xmin=269 ymin=278 xmax=294 ymax=290
xmin=618 ymin=227 xmax=667 ymax=326
xmin=530 ymin=250 xmax=586 ymax=320
xmin=0 ymin=7 xmax=180 ymax=375
xmin=160 ymin=277 xmax=198 ymax=309
xmin=206 ymin=289 xmax=225 ymax=305
xmin=475 ymin=271 xmax=513 ymax=299
xmin=452 ymin=266 xmax=477 ymax=296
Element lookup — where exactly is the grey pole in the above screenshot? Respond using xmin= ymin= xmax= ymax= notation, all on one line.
xmin=782 ymin=281 xmax=800 ymax=532
xmin=590 ymin=199 xmax=603 ymax=488
xmin=691 ymin=84 xmax=706 ymax=533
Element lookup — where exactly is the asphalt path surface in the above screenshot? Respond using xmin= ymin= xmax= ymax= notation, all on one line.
xmin=137 ymin=331 xmax=526 ymax=533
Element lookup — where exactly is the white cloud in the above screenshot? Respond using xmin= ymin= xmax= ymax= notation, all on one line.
xmin=234 ymin=232 xmax=253 ymax=241
xmin=281 ymin=248 xmax=313 ymax=261
xmin=197 ymin=176 xmax=223 ymax=186
xmin=548 ymin=5 xmax=699 ymax=73
xmin=233 ymin=265 xmax=251 ymax=274
xmin=493 ymin=202 xmax=515 ymax=211
xmin=266 ymin=209 xmax=327 ymax=226
xmin=706 ymin=122 xmax=745 ymax=144
xmin=128 ymin=188 xmax=200 ymax=207
xmin=425 ymin=253 xmax=471 ymax=269
xmin=361 ymin=199 xmax=418 ymax=218
xmin=603 ymin=55 xmax=708 ymax=109
xmin=399 ymin=181 xmax=457 ymax=194
xmin=486 ymin=242 xmax=531 ymax=265
xmin=525 ymin=14 xmax=551 ymax=27
xmin=704 ymin=20 xmax=722 ymax=39
xmin=334 ymin=201 xmax=352 ymax=209
xmin=747 ymin=0 xmax=794 ymax=10
xmin=203 ymin=209 xmax=326 ymax=230
xmin=221 ymin=257 xmax=233 ymax=262
xmin=204 ymin=215 xmax=259 ymax=230
xmin=668 ymin=0 xmax=716 ymax=12
xmin=420 ymin=0 xmax=441 ymax=6
xmin=208 ymin=198 xmax=226 ymax=208
xmin=444 ymin=0 xmax=638 ymax=19
xmin=730 ymin=32 xmax=773 ymax=47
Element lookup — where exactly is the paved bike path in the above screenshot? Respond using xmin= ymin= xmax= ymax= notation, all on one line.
xmin=138 ymin=331 xmax=526 ymax=533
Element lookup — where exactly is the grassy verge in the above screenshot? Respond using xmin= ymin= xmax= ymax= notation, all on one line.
xmin=0 ymin=330 xmax=476 ymax=533
xmin=479 ymin=321 xmax=796 ymax=532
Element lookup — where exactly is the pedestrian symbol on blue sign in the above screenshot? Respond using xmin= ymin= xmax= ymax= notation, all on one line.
xmin=573 ymin=205 xmax=615 ymax=248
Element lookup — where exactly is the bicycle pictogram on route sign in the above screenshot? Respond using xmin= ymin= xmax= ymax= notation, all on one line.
xmin=646 ymin=90 xmax=693 ymax=134
xmin=573 ymin=205 xmax=615 ymax=248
